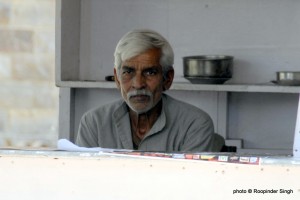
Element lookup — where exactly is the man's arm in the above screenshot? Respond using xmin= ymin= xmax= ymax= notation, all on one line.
xmin=76 ymin=113 xmax=99 ymax=147
xmin=181 ymin=116 xmax=215 ymax=152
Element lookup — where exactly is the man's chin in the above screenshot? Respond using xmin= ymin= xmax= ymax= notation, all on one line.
xmin=129 ymin=95 xmax=150 ymax=103
xmin=129 ymin=104 xmax=153 ymax=114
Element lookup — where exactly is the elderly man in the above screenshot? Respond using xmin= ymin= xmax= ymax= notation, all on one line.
xmin=76 ymin=29 xmax=216 ymax=152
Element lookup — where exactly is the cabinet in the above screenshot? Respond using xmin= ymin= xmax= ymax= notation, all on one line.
xmin=56 ymin=0 xmax=300 ymax=154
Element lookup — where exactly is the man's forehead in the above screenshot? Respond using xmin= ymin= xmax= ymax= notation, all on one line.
xmin=122 ymin=60 xmax=160 ymax=65
xmin=120 ymin=64 xmax=162 ymax=70
xmin=122 ymin=59 xmax=160 ymax=68
xmin=123 ymin=49 xmax=161 ymax=63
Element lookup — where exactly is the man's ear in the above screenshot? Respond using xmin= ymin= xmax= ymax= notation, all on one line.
xmin=114 ymin=68 xmax=121 ymax=89
xmin=163 ymin=68 xmax=174 ymax=91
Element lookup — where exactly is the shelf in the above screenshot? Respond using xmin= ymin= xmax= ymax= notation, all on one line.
xmin=57 ymin=81 xmax=117 ymax=89
xmin=56 ymin=80 xmax=300 ymax=93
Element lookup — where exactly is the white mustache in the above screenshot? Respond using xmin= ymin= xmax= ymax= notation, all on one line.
xmin=127 ymin=89 xmax=152 ymax=99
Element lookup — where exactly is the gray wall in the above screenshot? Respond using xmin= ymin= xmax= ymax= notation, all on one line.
xmin=228 ymin=93 xmax=297 ymax=149
xmin=79 ymin=0 xmax=300 ymax=83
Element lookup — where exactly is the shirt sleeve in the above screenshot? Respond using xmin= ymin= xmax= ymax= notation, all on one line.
xmin=75 ymin=112 xmax=99 ymax=147
xmin=180 ymin=115 xmax=215 ymax=152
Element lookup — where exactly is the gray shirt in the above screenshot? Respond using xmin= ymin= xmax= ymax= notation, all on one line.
xmin=76 ymin=94 xmax=214 ymax=152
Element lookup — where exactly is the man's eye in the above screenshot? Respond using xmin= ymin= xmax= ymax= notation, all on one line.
xmin=122 ymin=68 xmax=134 ymax=74
xmin=144 ymin=69 xmax=158 ymax=76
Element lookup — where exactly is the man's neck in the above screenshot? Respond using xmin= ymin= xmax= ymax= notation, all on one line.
xmin=129 ymin=100 xmax=162 ymax=140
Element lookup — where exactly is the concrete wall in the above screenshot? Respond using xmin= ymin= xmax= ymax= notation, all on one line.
xmin=0 ymin=0 xmax=58 ymax=147
xmin=1 ymin=151 xmax=300 ymax=200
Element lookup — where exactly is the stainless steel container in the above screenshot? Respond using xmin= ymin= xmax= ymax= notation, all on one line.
xmin=276 ymin=71 xmax=300 ymax=86
xmin=183 ymin=55 xmax=233 ymax=78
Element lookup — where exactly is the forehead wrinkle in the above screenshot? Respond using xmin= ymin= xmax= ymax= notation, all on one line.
xmin=122 ymin=60 xmax=160 ymax=67
xmin=124 ymin=48 xmax=160 ymax=64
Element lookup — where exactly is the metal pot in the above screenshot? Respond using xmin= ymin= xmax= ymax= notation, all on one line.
xmin=183 ymin=55 xmax=233 ymax=78
xmin=276 ymin=71 xmax=300 ymax=86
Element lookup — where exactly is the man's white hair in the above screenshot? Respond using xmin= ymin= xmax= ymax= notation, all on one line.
xmin=114 ymin=29 xmax=174 ymax=77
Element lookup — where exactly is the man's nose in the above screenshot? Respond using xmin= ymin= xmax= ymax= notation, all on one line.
xmin=132 ymin=73 xmax=146 ymax=89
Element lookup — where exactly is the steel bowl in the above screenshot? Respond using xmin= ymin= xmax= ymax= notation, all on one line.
xmin=275 ymin=71 xmax=300 ymax=86
xmin=183 ymin=55 xmax=233 ymax=78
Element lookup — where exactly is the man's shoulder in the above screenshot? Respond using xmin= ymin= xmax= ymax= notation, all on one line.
xmin=84 ymin=99 xmax=124 ymax=118
xmin=164 ymin=94 xmax=210 ymax=118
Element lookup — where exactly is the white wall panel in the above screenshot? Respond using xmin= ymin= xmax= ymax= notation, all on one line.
xmin=79 ymin=0 xmax=300 ymax=84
